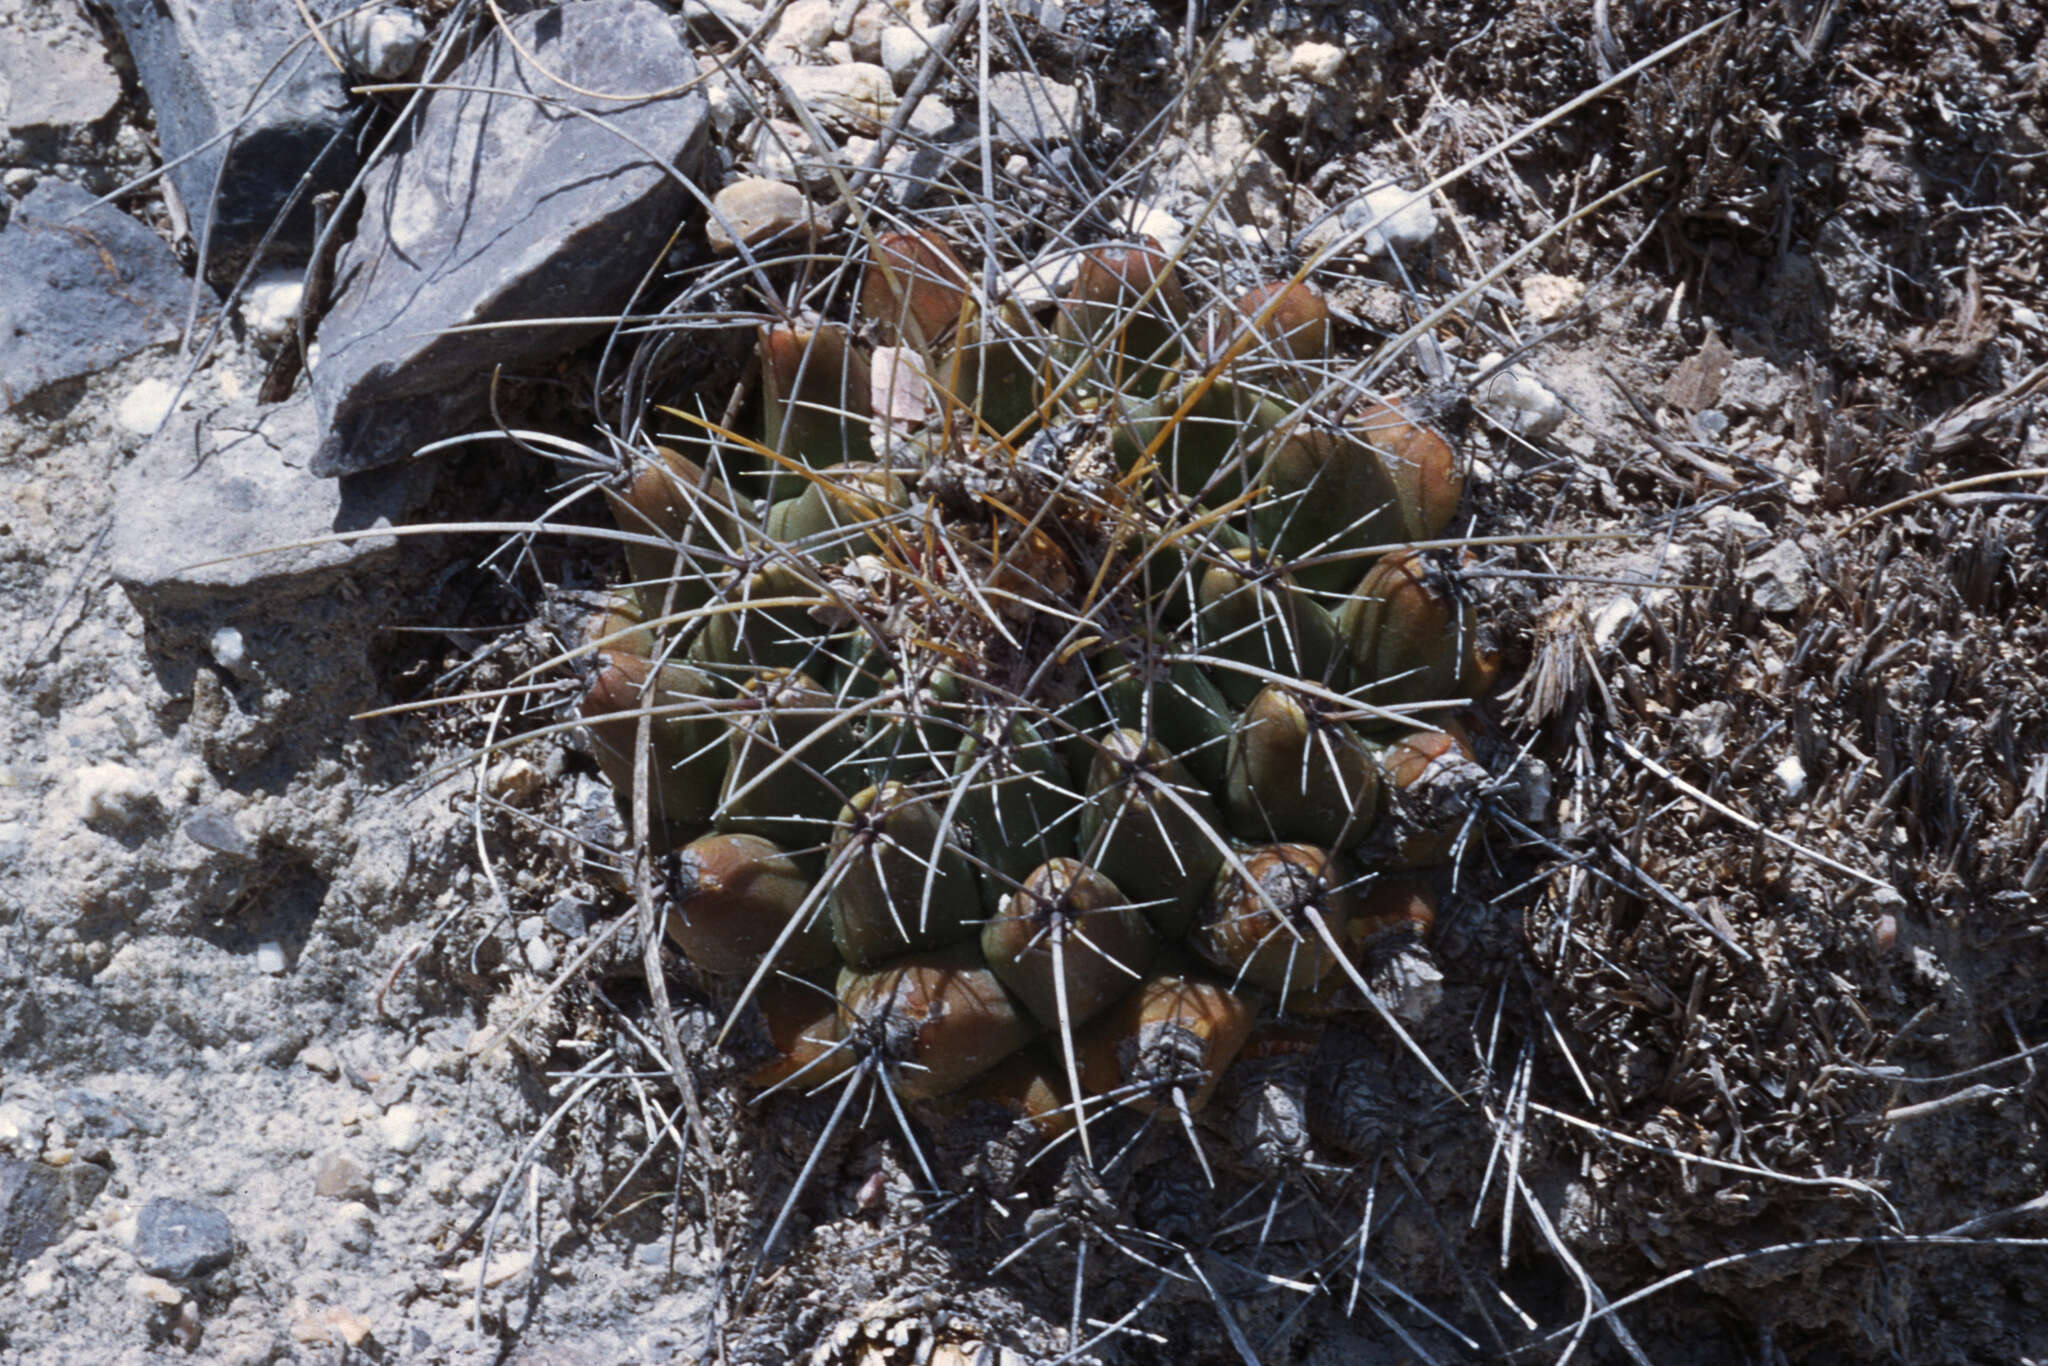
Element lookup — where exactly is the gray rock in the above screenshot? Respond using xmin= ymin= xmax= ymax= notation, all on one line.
xmin=1742 ymin=539 xmax=1814 ymax=614
xmin=56 ymin=1087 xmax=166 ymax=1140
xmin=776 ymin=63 xmax=897 ymax=134
xmin=103 ymin=0 xmax=357 ymax=284
xmin=0 ymin=182 xmax=186 ymax=409
xmin=110 ymin=391 xmax=418 ymax=615
xmin=184 ymin=807 xmax=255 ymax=860
xmin=335 ymin=6 xmax=429 ymax=81
xmin=984 ymin=72 xmax=1081 ymax=147
xmin=705 ymin=178 xmax=812 ymax=253
xmin=0 ymin=17 xmax=123 ymax=140
xmin=0 ymin=1156 xmax=108 ymax=1269
xmin=309 ymin=0 xmax=709 ymax=477
xmin=134 ymin=1198 xmax=235 ymax=1278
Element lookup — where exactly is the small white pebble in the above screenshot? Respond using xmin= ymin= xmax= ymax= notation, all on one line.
xmin=239 ymin=274 xmax=305 ymax=347
xmin=255 ymin=941 xmax=288 ymax=974
xmin=336 ymin=5 xmax=428 ymax=79
xmin=1775 ymin=753 xmax=1808 ymax=801
xmin=524 ymin=936 xmax=557 ymax=976
xmin=1288 ymin=41 xmax=1343 ymax=82
xmin=71 ymin=763 xmax=155 ymax=828
xmin=301 ymin=1044 xmax=340 ymax=1078
xmin=486 ymin=758 xmax=544 ymax=805
xmin=129 ymin=1274 xmax=184 ymax=1307
xmin=116 ymin=379 xmax=178 ymax=436
xmin=209 ymin=625 xmax=246 ymax=671
xmin=1474 ymin=353 xmax=1566 ymax=440
xmin=1344 ymin=185 xmax=1436 ymax=258
xmin=380 ymin=1103 xmax=426 ymax=1155
xmin=1115 ymin=198 xmax=1185 ymax=256
xmin=20 ymin=1266 xmax=54 ymax=1299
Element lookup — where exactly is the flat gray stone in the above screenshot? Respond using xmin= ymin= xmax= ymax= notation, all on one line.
xmin=0 ymin=1156 xmax=108 ymax=1269
xmin=309 ymin=0 xmax=709 ymax=477
xmin=134 ymin=1198 xmax=235 ymax=1278
xmin=110 ymin=391 xmax=416 ymax=614
xmin=0 ymin=18 xmax=122 ymax=137
xmin=104 ymin=0 xmax=356 ymax=284
xmin=984 ymin=72 xmax=1080 ymax=148
xmin=0 ymin=182 xmax=186 ymax=409
xmin=1742 ymin=538 xmax=1814 ymax=615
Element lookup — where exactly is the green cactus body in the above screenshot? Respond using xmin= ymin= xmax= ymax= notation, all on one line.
xmin=580 ymin=226 xmax=1494 ymax=1121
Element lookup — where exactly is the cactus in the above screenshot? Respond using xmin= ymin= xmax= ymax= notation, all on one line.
xmin=575 ymin=225 xmax=1498 ymax=1183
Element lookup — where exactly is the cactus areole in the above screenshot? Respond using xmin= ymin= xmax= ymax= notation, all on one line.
xmin=581 ymin=229 xmax=1496 ymax=1131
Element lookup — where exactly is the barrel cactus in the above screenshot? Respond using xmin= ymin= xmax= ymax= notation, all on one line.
xmin=577 ymin=225 xmax=1495 ymax=1181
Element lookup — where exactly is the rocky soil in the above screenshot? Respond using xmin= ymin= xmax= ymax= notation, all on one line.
xmin=3 ymin=1 xmax=2046 ymax=1363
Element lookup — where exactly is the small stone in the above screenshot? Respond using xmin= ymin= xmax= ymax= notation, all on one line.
xmin=878 ymin=25 xmax=933 ymax=89
xmin=1116 ymin=198 xmax=1185 ymax=256
xmin=486 ymin=757 xmax=544 ymax=805
xmin=443 ymin=1248 xmax=534 ymax=1290
xmin=311 ymin=0 xmax=709 ymax=476
xmin=0 ymin=19 xmax=123 ymax=135
xmin=1288 ymin=41 xmax=1343 ymax=82
xmin=0 ymin=1156 xmax=108 ymax=1269
xmin=1520 ymin=272 xmax=1585 ymax=323
xmin=335 ymin=6 xmax=428 ymax=80
xmin=313 ymin=1152 xmax=373 ymax=1202
xmin=524 ymin=937 xmax=557 ymax=975
xmin=134 ymin=1199 xmax=236 ymax=1278
xmin=183 ymin=807 xmax=254 ymax=860
xmin=301 ymin=1044 xmax=341 ymax=1079
xmin=333 ymin=1200 xmax=376 ymax=1251
xmin=772 ymin=0 xmax=835 ymax=54
xmin=209 ymin=626 xmax=247 ymax=671
xmin=1719 ymin=355 xmax=1796 ymax=419
xmin=254 ymin=942 xmax=288 ymax=975
xmin=115 ymin=379 xmax=180 ymax=436
xmin=544 ymin=898 xmax=589 ymax=938
xmin=777 ymin=63 xmax=898 ymax=134
xmin=103 ymin=0 xmax=356 ymax=283
xmin=1474 ymin=355 xmax=1566 ymax=440
xmin=380 ymin=1103 xmax=427 ymax=1155
xmin=239 ymin=274 xmax=305 ymax=349
xmin=11 ymin=144 xmax=118 ymax=278
xmin=705 ymin=178 xmax=812 ymax=253
xmin=1342 ymin=185 xmax=1436 ymax=258
xmin=129 ymin=1273 xmax=185 ymax=1307
xmin=1774 ymin=753 xmax=1808 ymax=801
xmin=984 ymin=72 xmax=1080 ymax=147
xmin=71 ymin=763 xmax=156 ymax=829
xmin=1741 ymin=539 xmax=1813 ymax=614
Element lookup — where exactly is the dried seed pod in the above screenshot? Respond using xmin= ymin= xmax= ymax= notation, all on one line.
xmin=1351 ymin=400 xmax=1461 ymax=541
xmin=663 ymin=832 xmax=835 ymax=977
xmin=741 ymin=973 xmax=853 ymax=1091
xmin=1372 ymin=726 xmax=1487 ymax=868
xmin=1338 ymin=549 xmax=1483 ymax=711
xmin=1195 ymin=551 xmax=1346 ymax=706
xmin=827 ymin=782 xmax=982 ymax=967
xmin=717 ymin=669 xmax=862 ymax=868
xmin=580 ymin=651 xmax=728 ymax=850
xmin=759 ymin=323 xmax=873 ymax=499
xmin=837 ymin=948 xmax=1035 ymax=1099
xmin=1077 ymin=968 xmax=1256 ymax=1116
xmin=1077 ymin=729 xmax=1227 ymax=938
xmin=860 ymin=229 xmax=974 ymax=352
xmin=1223 ymin=685 xmax=1381 ymax=851
xmin=1193 ymin=843 xmax=1359 ymax=997
xmin=982 ymin=858 xmax=1158 ymax=1032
